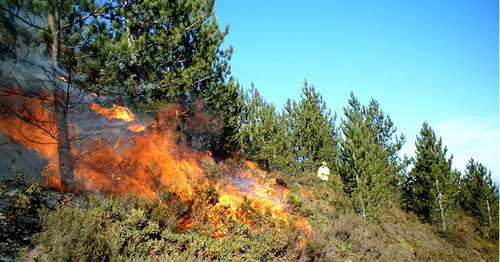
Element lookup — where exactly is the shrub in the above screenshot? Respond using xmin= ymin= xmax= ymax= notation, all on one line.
xmin=27 ymin=190 xmax=305 ymax=261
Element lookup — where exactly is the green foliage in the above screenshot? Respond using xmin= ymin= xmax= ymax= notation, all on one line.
xmin=281 ymin=80 xmax=338 ymax=172
xmin=5 ymin=165 xmax=495 ymax=261
xmin=30 ymin=193 xmax=303 ymax=261
xmin=337 ymin=93 xmax=406 ymax=220
xmin=240 ymin=84 xmax=282 ymax=171
xmin=0 ymin=0 xmax=96 ymax=67
xmin=11 ymin=182 xmax=42 ymax=214
xmin=35 ymin=199 xmax=110 ymax=261
xmin=2 ymin=1 xmax=498 ymax=261
xmin=0 ymin=0 xmax=103 ymax=185
xmin=2 ymin=0 xmax=243 ymax=161
xmin=201 ymin=159 xmax=225 ymax=182
xmin=404 ymin=122 xmax=460 ymax=229
xmin=240 ymin=81 xmax=338 ymax=173
xmin=83 ymin=0 xmax=228 ymax=97
xmin=203 ymin=77 xmax=244 ymax=160
xmin=460 ymin=158 xmax=499 ymax=227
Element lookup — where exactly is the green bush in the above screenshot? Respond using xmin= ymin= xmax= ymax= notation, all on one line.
xmin=11 ymin=182 xmax=42 ymax=213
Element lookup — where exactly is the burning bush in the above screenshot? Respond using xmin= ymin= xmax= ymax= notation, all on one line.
xmin=24 ymin=187 xmax=305 ymax=261
xmin=0 ymin=99 xmax=305 ymax=238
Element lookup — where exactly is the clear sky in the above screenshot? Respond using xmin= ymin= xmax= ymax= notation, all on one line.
xmin=214 ymin=0 xmax=499 ymax=182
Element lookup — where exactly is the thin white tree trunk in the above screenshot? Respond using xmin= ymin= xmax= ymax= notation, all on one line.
xmin=357 ymin=173 xmax=367 ymax=221
xmin=435 ymin=178 xmax=446 ymax=230
xmin=486 ymin=198 xmax=492 ymax=227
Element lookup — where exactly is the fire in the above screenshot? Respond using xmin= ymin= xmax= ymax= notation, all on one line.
xmin=0 ymin=92 xmax=57 ymax=159
xmin=90 ymin=103 xmax=146 ymax=133
xmin=215 ymin=183 xmax=288 ymax=225
xmin=76 ymin=130 xmax=203 ymax=198
xmin=127 ymin=124 xmax=146 ymax=133
xmin=0 ymin=90 xmax=61 ymax=189
xmin=295 ymin=217 xmax=313 ymax=251
xmin=0 ymin=97 xmax=303 ymax=238
xmin=297 ymin=238 xmax=308 ymax=250
xmin=298 ymin=186 xmax=318 ymax=205
xmin=57 ymin=76 xmax=68 ymax=82
xmin=295 ymin=217 xmax=313 ymax=233
xmin=90 ymin=102 xmax=136 ymax=122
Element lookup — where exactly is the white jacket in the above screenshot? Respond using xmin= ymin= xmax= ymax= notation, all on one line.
xmin=317 ymin=166 xmax=330 ymax=181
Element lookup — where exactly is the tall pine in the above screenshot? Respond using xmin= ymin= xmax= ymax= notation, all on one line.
xmin=404 ymin=122 xmax=459 ymax=229
xmin=337 ymin=93 xmax=405 ymax=220
xmin=0 ymin=0 xmax=104 ymax=186
xmin=282 ymin=81 xmax=338 ymax=173
xmin=240 ymin=84 xmax=281 ymax=171
xmin=460 ymin=159 xmax=499 ymax=227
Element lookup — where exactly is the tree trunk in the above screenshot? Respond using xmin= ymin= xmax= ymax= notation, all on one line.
xmin=486 ymin=198 xmax=492 ymax=227
xmin=47 ymin=12 xmax=59 ymax=63
xmin=435 ymin=178 xmax=446 ymax=230
xmin=48 ymin=11 xmax=74 ymax=187
xmin=356 ymin=173 xmax=367 ymax=221
xmin=54 ymin=90 xmax=74 ymax=186
xmin=264 ymin=159 xmax=270 ymax=174
xmin=125 ymin=14 xmax=137 ymax=94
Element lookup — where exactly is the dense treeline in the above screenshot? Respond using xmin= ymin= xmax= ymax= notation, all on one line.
xmin=242 ymin=82 xmax=499 ymax=229
xmin=0 ymin=0 xmax=498 ymax=258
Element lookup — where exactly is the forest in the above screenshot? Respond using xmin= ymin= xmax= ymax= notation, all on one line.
xmin=0 ymin=0 xmax=498 ymax=261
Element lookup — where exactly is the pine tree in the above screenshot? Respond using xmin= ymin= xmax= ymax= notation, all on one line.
xmin=404 ymin=122 xmax=459 ymax=229
xmin=337 ymin=93 xmax=405 ymax=220
xmin=460 ymin=159 xmax=499 ymax=227
xmin=240 ymin=83 xmax=281 ymax=171
xmin=81 ymin=0 xmax=242 ymax=159
xmin=282 ymin=80 xmax=338 ymax=173
xmin=204 ymin=77 xmax=243 ymax=160
xmin=83 ymin=0 xmax=230 ymax=99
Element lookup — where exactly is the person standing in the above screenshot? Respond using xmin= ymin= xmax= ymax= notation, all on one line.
xmin=317 ymin=161 xmax=330 ymax=182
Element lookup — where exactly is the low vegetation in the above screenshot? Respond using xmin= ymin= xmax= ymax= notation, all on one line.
xmin=1 ymin=164 xmax=497 ymax=261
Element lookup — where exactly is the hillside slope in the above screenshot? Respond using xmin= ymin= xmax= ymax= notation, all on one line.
xmin=1 ymin=161 xmax=498 ymax=261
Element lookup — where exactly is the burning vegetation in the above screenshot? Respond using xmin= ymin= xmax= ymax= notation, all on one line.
xmin=0 ymin=94 xmax=309 ymax=239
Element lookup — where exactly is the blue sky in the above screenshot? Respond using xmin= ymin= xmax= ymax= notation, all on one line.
xmin=214 ymin=1 xmax=499 ymax=181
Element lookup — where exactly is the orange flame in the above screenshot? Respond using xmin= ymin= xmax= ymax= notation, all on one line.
xmin=127 ymin=124 xmax=146 ymax=133
xmin=57 ymin=76 xmax=68 ymax=82
xmin=298 ymin=186 xmax=318 ymax=205
xmin=90 ymin=102 xmax=136 ymax=122
xmin=0 ymin=90 xmax=61 ymax=189
xmin=1 ymin=98 xmax=304 ymax=238
xmin=76 ymin=130 xmax=203 ymax=198
xmin=90 ymin=102 xmax=146 ymax=132
xmin=0 ymin=93 xmax=57 ymax=159
xmin=295 ymin=217 xmax=313 ymax=233
xmin=213 ymin=162 xmax=290 ymax=225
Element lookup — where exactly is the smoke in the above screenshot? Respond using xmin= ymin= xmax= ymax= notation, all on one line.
xmin=0 ymin=132 xmax=47 ymax=182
